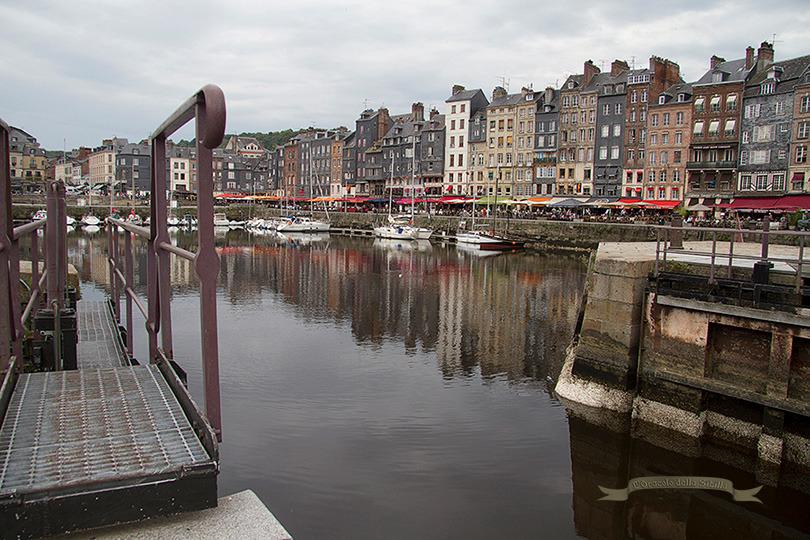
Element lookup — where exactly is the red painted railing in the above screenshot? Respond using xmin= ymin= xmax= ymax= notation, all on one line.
xmin=107 ymin=85 xmax=226 ymax=440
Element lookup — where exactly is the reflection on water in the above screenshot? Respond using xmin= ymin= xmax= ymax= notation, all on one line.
xmin=63 ymin=229 xmax=810 ymax=540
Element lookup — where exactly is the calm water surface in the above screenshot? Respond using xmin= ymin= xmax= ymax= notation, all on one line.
xmin=67 ymin=229 xmax=810 ymax=540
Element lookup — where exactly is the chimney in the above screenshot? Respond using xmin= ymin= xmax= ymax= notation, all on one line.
xmin=757 ymin=41 xmax=774 ymax=71
xmin=545 ymin=86 xmax=554 ymax=103
xmin=492 ymin=86 xmax=508 ymax=100
xmin=611 ymin=59 xmax=629 ymax=76
xmin=430 ymin=107 xmax=439 ymax=121
xmin=745 ymin=46 xmax=755 ymax=70
xmin=710 ymin=55 xmax=725 ymax=69
xmin=452 ymin=84 xmax=466 ymax=95
xmin=412 ymin=102 xmax=424 ymax=122
xmin=584 ymin=60 xmax=600 ymax=86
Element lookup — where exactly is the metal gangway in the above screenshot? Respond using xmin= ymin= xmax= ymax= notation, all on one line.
xmin=0 ymin=85 xmax=227 ymax=539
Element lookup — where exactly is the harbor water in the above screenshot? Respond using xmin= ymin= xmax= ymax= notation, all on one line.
xmin=66 ymin=229 xmax=810 ymax=540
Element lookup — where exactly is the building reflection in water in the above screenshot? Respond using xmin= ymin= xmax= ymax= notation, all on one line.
xmin=67 ymin=229 xmax=587 ymax=388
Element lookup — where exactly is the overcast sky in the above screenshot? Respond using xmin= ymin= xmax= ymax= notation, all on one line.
xmin=2 ymin=0 xmax=809 ymax=151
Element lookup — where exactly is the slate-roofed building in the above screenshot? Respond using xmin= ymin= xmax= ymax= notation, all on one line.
xmin=594 ymin=61 xmax=629 ymax=198
xmin=647 ymin=82 xmax=693 ymax=202
xmin=467 ymin=107 xmax=488 ymax=196
xmin=8 ymin=127 xmax=49 ymax=193
xmin=622 ymin=56 xmax=682 ymax=199
xmin=558 ymin=62 xmax=598 ymax=196
xmin=687 ymin=47 xmax=758 ymax=205
xmin=444 ymin=85 xmax=488 ymax=195
xmin=738 ymin=49 xmax=810 ymax=196
xmin=116 ymin=142 xmax=151 ymax=194
xmin=790 ymin=71 xmax=810 ymax=193
xmin=379 ymin=103 xmax=445 ymax=198
xmin=534 ymin=87 xmax=559 ymax=196
xmin=483 ymin=86 xmax=541 ymax=198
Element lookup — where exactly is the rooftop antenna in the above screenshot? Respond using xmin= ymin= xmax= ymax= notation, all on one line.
xmin=771 ymin=33 xmax=782 ymax=48
xmin=631 ymin=56 xmax=636 ymax=70
xmin=497 ymin=76 xmax=510 ymax=91
xmin=363 ymin=98 xmax=370 ymax=109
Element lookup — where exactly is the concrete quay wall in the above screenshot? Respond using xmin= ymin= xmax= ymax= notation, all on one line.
xmin=556 ymin=241 xmax=810 ymax=472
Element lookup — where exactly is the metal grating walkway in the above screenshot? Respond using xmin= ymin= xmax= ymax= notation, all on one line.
xmin=0 ymin=300 xmax=219 ymax=539
xmin=0 ymin=366 xmax=210 ymax=495
xmin=76 ymin=301 xmax=128 ymax=369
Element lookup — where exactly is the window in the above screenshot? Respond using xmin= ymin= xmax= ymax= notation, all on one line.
xmin=801 ymin=95 xmax=810 ymax=114
xmin=761 ymin=82 xmax=775 ymax=94
xmin=659 ymin=95 xmax=666 ymax=105
xmin=742 ymin=131 xmax=750 ymax=143
xmin=740 ymin=174 xmax=752 ymax=190
xmin=651 ymin=114 xmax=659 ymax=127
xmin=773 ymin=174 xmax=785 ymax=191
xmin=611 ymin=146 xmax=619 ymax=159
xmin=615 ymin=103 xmax=622 ymax=114
xmin=649 ymin=152 xmax=656 ymax=165
xmin=724 ymin=119 xmax=736 ymax=137
xmin=745 ymin=103 xmax=761 ymax=118
xmin=708 ymin=120 xmax=720 ymax=137
xmin=661 ymin=152 xmax=668 ymax=165
xmin=650 ymin=133 xmax=657 ymax=145
xmin=751 ymin=149 xmax=771 ymax=164
xmin=641 ymin=90 xmax=648 ymax=102
xmin=798 ymin=122 xmax=810 ymax=139
xmin=796 ymin=146 xmax=807 ymax=163
xmin=450 ymin=120 xmax=456 ymax=130
xmin=753 ymin=125 xmax=774 ymax=142
xmin=659 ymin=187 xmax=666 ymax=199
xmin=460 ymin=104 xmax=465 ymax=112
xmin=661 ymin=133 xmax=669 ymax=144
xmin=451 ymin=105 xmax=456 ymax=114
xmin=726 ymin=94 xmax=738 ymax=111
xmin=631 ymin=91 xmax=637 ymax=103
xmin=710 ymin=95 xmax=721 ymax=112
xmin=775 ymin=101 xmax=785 ymax=115
xmin=601 ymin=125 xmax=609 ymax=138
xmin=599 ymin=147 xmax=607 ymax=160
xmin=613 ymin=124 xmax=621 ymax=137
xmin=756 ymin=174 xmax=768 ymax=190
xmin=693 ymin=121 xmax=704 ymax=136
xmin=603 ymin=104 xmax=611 ymax=115
xmin=673 ymin=171 xmax=680 ymax=183
xmin=694 ymin=97 xmax=705 ymax=113
xmin=676 ymin=112 xmax=684 ymax=125
xmin=672 ymin=187 xmax=680 ymax=199
xmin=663 ymin=113 xmax=670 ymax=126
xmin=674 ymin=150 xmax=681 ymax=163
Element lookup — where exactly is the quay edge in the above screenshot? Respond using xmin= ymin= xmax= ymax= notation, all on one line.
xmin=555 ymin=241 xmax=810 ymax=482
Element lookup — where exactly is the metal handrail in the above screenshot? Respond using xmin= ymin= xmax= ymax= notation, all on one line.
xmin=654 ymin=220 xmax=810 ymax=294
xmin=0 ymin=118 xmax=69 ymax=373
xmin=106 ymin=85 xmax=225 ymax=440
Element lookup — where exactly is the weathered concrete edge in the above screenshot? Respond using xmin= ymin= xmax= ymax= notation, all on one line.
xmin=53 ymin=490 xmax=293 ymax=540
xmin=555 ymin=346 xmax=634 ymax=413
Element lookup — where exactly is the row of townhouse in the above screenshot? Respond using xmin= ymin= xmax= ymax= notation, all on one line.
xmin=13 ymin=40 xmax=810 ymax=209
xmin=444 ymin=41 xmax=810 ymax=205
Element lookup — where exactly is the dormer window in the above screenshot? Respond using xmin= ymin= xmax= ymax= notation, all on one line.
xmin=658 ymin=95 xmax=666 ymax=104
xmin=568 ymin=81 xmax=574 ymax=89
xmin=525 ymin=93 xmax=533 ymax=100
xmin=761 ymin=82 xmax=775 ymax=94
xmin=712 ymin=72 xmax=723 ymax=83
xmin=677 ymin=93 xmax=686 ymax=102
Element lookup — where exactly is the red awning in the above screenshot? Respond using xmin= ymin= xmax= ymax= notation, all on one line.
xmin=728 ymin=197 xmax=778 ymax=210
xmin=643 ymin=200 xmax=682 ymax=209
xmin=771 ymin=195 xmax=810 ymax=210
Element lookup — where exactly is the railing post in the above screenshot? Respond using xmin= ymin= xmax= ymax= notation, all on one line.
xmin=194 ymin=90 xmax=223 ymax=439
xmin=0 ymin=119 xmax=11 ymax=372
xmin=147 ymin=135 xmax=165 ymax=362
xmin=125 ymin=230 xmax=134 ymax=357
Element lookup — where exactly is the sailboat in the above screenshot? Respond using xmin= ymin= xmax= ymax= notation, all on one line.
xmin=374 ymin=155 xmax=418 ymax=240
xmin=456 ymin=166 xmax=525 ymax=250
xmin=278 ymin=142 xmax=330 ymax=234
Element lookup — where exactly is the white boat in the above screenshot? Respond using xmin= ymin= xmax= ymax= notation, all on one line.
xmin=213 ymin=213 xmax=231 ymax=227
xmin=276 ymin=215 xmax=330 ymax=233
xmin=456 ymin=229 xmax=526 ymax=250
xmin=32 ymin=209 xmax=47 ymax=222
xmin=126 ymin=210 xmax=143 ymax=226
xmin=81 ymin=214 xmax=101 ymax=227
xmin=373 ymin=222 xmax=418 ymax=240
xmin=167 ymin=215 xmax=181 ymax=227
